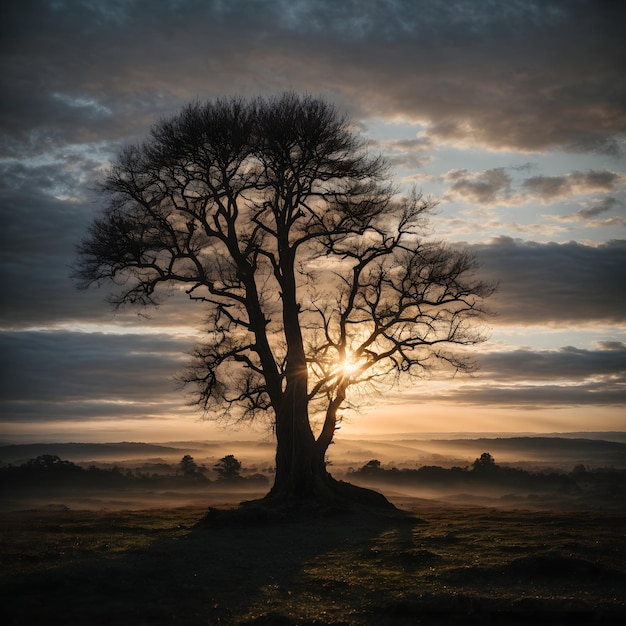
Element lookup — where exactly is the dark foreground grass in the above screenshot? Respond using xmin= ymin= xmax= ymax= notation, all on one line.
xmin=1 ymin=498 xmax=625 ymax=625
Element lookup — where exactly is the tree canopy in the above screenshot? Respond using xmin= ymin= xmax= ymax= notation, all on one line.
xmin=214 ymin=454 xmax=243 ymax=480
xmin=75 ymin=92 xmax=493 ymax=505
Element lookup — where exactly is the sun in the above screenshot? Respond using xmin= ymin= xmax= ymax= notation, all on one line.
xmin=337 ymin=352 xmax=362 ymax=378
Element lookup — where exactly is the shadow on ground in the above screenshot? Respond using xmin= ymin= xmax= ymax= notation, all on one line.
xmin=2 ymin=506 xmax=413 ymax=625
xmin=2 ymin=501 xmax=625 ymax=625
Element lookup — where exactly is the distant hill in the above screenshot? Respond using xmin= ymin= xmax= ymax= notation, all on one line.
xmin=0 ymin=442 xmax=196 ymax=465
xmin=374 ymin=437 xmax=626 ymax=471
xmin=1 ymin=435 xmax=625 ymax=471
xmin=428 ymin=437 xmax=626 ymax=466
xmin=331 ymin=435 xmax=626 ymax=471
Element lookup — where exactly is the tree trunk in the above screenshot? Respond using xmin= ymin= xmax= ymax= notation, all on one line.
xmin=265 ymin=377 xmax=394 ymax=511
xmin=264 ymin=244 xmax=393 ymax=509
xmin=267 ymin=378 xmax=334 ymax=502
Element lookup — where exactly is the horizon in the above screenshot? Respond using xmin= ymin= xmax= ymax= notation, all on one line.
xmin=2 ymin=430 xmax=625 ymax=446
xmin=3 ymin=432 xmax=625 ymax=485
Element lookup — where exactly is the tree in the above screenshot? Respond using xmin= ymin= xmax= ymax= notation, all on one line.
xmin=473 ymin=452 xmax=497 ymax=472
xmin=360 ymin=460 xmax=383 ymax=474
xmin=179 ymin=454 xmax=198 ymax=477
xmin=25 ymin=455 xmax=76 ymax=471
xmin=74 ymin=92 xmax=493 ymax=507
xmin=214 ymin=454 xmax=242 ymax=480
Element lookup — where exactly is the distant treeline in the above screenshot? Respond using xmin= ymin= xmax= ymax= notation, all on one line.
xmin=350 ymin=453 xmax=626 ymax=498
xmin=3 ymin=452 xmax=626 ymax=504
xmin=0 ymin=454 xmax=268 ymax=490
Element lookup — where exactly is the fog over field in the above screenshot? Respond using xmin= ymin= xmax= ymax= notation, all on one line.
xmin=2 ymin=433 xmax=624 ymax=472
xmin=2 ymin=434 xmax=624 ymax=512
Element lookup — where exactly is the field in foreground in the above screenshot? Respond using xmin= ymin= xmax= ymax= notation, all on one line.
xmin=1 ymin=498 xmax=625 ymax=625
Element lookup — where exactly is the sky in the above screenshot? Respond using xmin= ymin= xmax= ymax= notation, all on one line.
xmin=1 ymin=0 xmax=625 ymax=444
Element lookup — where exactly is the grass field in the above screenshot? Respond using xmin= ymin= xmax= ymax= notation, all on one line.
xmin=1 ymin=491 xmax=625 ymax=625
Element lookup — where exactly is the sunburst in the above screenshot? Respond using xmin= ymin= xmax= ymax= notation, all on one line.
xmin=336 ymin=351 xmax=362 ymax=379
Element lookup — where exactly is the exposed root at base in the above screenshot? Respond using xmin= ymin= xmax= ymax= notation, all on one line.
xmin=199 ymin=479 xmax=400 ymax=527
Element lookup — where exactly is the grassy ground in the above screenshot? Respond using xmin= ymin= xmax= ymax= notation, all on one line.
xmin=1 ymin=497 xmax=625 ymax=625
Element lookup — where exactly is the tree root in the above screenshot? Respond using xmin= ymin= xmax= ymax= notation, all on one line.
xmin=199 ymin=479 xmax=399 ymax=527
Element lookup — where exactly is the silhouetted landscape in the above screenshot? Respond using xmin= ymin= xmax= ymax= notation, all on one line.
xmin=2 ymin=434 xmax=625 ymax=510
xmin=1 ymin=434 xmax=625 ymax=624
xmin=4 ymin=0 xmax=625 ymax=623
xmin=2 ymin=435 xmax=626 ymax=512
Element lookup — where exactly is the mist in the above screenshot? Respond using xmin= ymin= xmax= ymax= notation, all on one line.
xmin=2 ymin=434 xmax=624 ymax=512
xmin=329 ymin=435 xmax=626 ymax=473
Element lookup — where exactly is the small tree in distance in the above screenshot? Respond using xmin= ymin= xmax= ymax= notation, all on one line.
xmin=473 ymin=452 xmax=497 ymax=472
xmin=74 ymin=92 xmax=493 ymax=508
xmin=179 ymin=454 xmax=198 ymax=477
xmin=361 ymin=460 xmax=383 ymax=473
xmin=214 ymin=454 xmax=242 ymax=480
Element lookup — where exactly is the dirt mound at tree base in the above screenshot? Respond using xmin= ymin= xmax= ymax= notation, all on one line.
xmin=200 ymin=478 xmax=398 ymax=527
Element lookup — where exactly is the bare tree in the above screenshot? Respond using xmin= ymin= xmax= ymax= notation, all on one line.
xmin=74 ymin=93 xmax=493 ymax=507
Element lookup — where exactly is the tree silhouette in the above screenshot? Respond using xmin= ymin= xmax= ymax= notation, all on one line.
xmin=473 ymin=452 xmax=497 ymax=472
xmin=74 ymin=92 xmax=493 ymax=506
xmin=214 ymin=454 xmax=242 ymax=480
xmin=179 ymin=454 xmax=198 ymax=477
xmin=24 ymin=455 xmax=76 ymax=471
xmin=361 ymin=460 xmax=383 ymax=473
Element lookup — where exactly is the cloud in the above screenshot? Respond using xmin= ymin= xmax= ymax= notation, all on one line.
xmin=444 ymin=168 xmax=513 ymax=205
xmin=1 ymin=0 xmax=624 ymax=434
xmin=1 ymin=0 xmax=624 ymax=157
xmin=4 ymin=334 xmax=624 ymax=425
xmin=0 ymin=330 xmax=195 ymax=421
xmin=370 ymin=137 xmax=435 ymax=171
xmin=469 ymin=238 xmax=626 ymax=324
xmin=568 ymin=197 xmax=621 ymax=221
xmin=596 ymin=340 xmax=626 ymax=351
xmin=0 ymin=157 xmax=208 ymax=330
xmin=1 ymin=156 xmax=623 ymax=332
xmin=552 ymin=197 xmax=626 ymax=227
xmin=478 ymin=345 xmax=626 ymax=382
xmin=522 ymin=170 xmax=622 ymax=202
xmin=449 ymin=381 xmax=626 ymax=408
xmin=443 ymin=168 xmax=623 ymax=206
xmin=399 ymin=343 xmax=626 ymax=409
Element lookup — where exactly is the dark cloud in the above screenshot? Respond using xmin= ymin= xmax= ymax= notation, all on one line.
xmin=522 ymin=170 xmax=622 ymax=201
xmin=478 ymin=345 xmax=626 ymax=382
xmin=470 ymin=238 xmax=626 ymax=324
xmin=0 ymin=158 xmax=208 ymax=329
xmin=399 ymin=343 xmax=626 ymax=409
xmin=1 ymin=0 xmax=624 ymax=432
xmin=0 ymin=330 xmax=194 ymax=421
xmin=4 ymin=332 xmax=624 ymax=424
xmin=1 ymin=161 xmax=623 ymax=331
xmin=1 ymin=0 xmax=624 ymax=156
xmin=0 ymin=160 xmax=98 ymax=326
xmin=569 ymin=197 xmax=620 ymax=220
xmin=597 ymin=341 xmax=626 ymax=351
xmin=443 ymin=168 xmax=623 ymax=206
xmin=369 ymin=137 xmax=435 ymax=171
xmin=448 ymin=381 xmax=626 ymax=408
xmin=444 ymin=168 xmax=513 ymax=205
xmin=553 ymin=197 xmax=625 ymax=226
